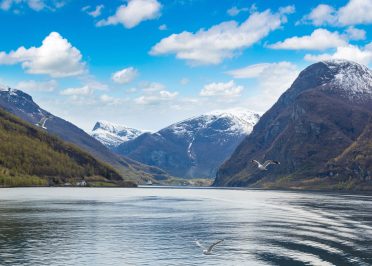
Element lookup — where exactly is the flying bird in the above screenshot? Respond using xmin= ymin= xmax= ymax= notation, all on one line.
xmin=251 ymin=160 xmax=280 ymax=171
xmin=195 ymin=239 xmax=224 ymax=255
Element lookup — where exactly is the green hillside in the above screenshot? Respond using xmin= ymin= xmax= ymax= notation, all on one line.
xmin=0 ymin=108 xmax=133 ymax=187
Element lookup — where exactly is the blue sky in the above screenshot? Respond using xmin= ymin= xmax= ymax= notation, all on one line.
xmin=0 ymin=0 xmax=371 ymax=131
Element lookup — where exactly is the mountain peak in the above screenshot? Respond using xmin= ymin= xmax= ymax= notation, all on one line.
xmin=91 ymin=121 xmax=144 ymax=148
xmin=168 ymin=108 xmax=260 ymax=137
xmin=284 ymin=60 xmax=372 ymax=104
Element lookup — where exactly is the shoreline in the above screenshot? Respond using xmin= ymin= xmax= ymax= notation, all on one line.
xmin=1 ymin=185 xmax=372 ymax=195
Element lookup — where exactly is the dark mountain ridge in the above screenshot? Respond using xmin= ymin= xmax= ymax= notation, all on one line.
xmin=0 ymin=108 xmax=127 ymax=187
xmin=115 ymin=110 xmax=260 ymax=178
xmin=0 ymin=86 xmax=171 ymax=184
xmin=214 ymin=60 xmax=372 ymax=190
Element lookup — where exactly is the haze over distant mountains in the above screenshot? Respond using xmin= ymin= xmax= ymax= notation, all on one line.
xmin=214 ymin=60 xmax=372 ymax=190
xmin=112 ymin=109 xmax=260 ymax=178
xmin=0 ymin=86 xmax=171 ymax=184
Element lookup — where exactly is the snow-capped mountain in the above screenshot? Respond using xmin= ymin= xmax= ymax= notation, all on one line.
xmin=115 ymin=109 xmax=260 ymax=178
xmin=91 ymin=121 xmax=144 ymax=149
xmin=283 ymin=59 xmax=372 ymax=105
xmin=214 ymin=59 xmax=372 ymax=188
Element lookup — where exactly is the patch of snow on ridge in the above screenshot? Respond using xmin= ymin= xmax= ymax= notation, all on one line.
xmin=322 ymin=60 xmax=372 ymax=100
xmin=91 ymin=121 xmax=144 ymax=148
xmin=167 ymin=108 xmax=260 ymax=137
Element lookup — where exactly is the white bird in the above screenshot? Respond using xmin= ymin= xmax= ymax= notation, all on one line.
xmin=251 ymin=160 xmax=280 ymax=171
xmin=35 ymin=116 xmax=49 ymax=129
xmin=195 ymin=239 xmax=224 ymax=255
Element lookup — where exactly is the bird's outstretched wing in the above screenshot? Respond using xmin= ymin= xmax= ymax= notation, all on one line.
xmin=207 ymin=239 xmax=224 ymax=253
xmin=195 ymin=240 xmax=204 ymax=249
xmin=263 ymin=160 xmax=280 ymax=168
xmin=251 ymin=160 xmax=260 ymax=166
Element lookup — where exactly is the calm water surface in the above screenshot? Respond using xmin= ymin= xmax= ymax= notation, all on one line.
xmin=0 ymin=187 xmax=371 ymax=266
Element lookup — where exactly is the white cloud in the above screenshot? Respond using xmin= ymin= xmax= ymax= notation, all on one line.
xmin=159 ymin=24 xmax=167 ymax=30
xmin=304 ymin=43 xmax=372 ymax=65
xmin=16 ymin=79 xmax=57 ymax=92
xmin=97 ymin=0 xmax=161 ymax=29
xmin=200 ymin=80 xmax=243 ymax=97
xmin=135 ymin=90 xmax=178 ymax=105
xmin=227 ymin=6 xmax=249 ymax=17
xmin=227 ymin=63 xmax=272 ymax=78
xmin=268 ymin=29 xmax=347 ymax=50
xmin=0 ymin=32 xmax=86 ymax=78
xmin=338 ymin=0 xmax=372 ymax=25
xmin=139 ymin=81 xmax=165 ymax=92
xmin=82 ymin=4 xmax=104 ymax=17
xmin=99 ymin=94 xmax=123 ymax=105
xmin=60 ymin=85 xmax=93 ymax=96
xmin=302 ymin=0 xmax=372 ymax=26
xmin=345 ymin=26 xmax=366 ymax=40
xmin=300 ymin=4 xmax=337 ymax=26
xmin=0 ymin=0 xmax=66 ymax=12
xmin=150 ymin=6 xmax=294 ymax=65
xmin=112 ymin=67 xmax=138 ymax=84
xmin=60 ymin=80 xmax=107 ymax=96
xmin=227 ymin=62 xmax=300 ymax=111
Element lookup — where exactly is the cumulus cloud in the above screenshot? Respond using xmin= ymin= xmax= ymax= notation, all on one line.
xmin=227 ymin=62 xmax=300 ymax=111
xmin=16 ymin=79 xmax=57 ymax=92
xmin=200 ymin=80 xmax=243 ymax=98
xmin=112 ymin=67 xmax=138 ymax=84
xmin=0 ymin=32 xmax=86 ymax=78
xmin=268 ymin=29 xmax=347 ymax=50
xmin=97 ymin=0 xmax=161 ymax=29
xmin=0 ymin=0 xmax=66 ymax=12
xmin=150 ymin=6 xmax=295 ymax=65
xmin=135 ymin=90 xmax=178 ymax=105
xmin=99 ymin=94 xmax=123 ymax=105
xmin=301 ymin=0 xmax=372 ymax=26
xmin=60 ymin=86 xmax=93 ymax=96
xmin=304 ymin=43 xmax=372 ymax=65
xmin=139 ymin=81 xmax=165 ymax=92
xmin=60 ymin=80 xmax=107 ymax=96
xmin=345 ymin=26 xmax=366 ymax=40
xmin=82 ymin=4 xmax=104 ymax=17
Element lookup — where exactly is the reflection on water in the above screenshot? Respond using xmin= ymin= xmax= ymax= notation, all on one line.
xmin=0 ymin=188 xmax=371 ymax=265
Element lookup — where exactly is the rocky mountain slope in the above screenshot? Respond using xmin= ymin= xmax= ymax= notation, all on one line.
xmin=0 ymin=86 xmax=170 ymax=184
xmin=214 ymin=60 xmax=372 ymax=190
xmin=0 ymin=108 xmax=129 ymax=187
xmin=115 ymin=109 xmax=260 ymax=178
xmin=91 ymin=121 xmax=144 ymax=149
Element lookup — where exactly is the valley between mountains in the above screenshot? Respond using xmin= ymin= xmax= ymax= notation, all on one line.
xmin=1 ymin=59 xmax=371 ymax=190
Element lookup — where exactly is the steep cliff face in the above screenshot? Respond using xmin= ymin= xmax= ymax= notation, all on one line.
xmin=214 ymin=60 xmax=372 ymax=190
xmin=116 ymin=110 xmax=260 ymax=178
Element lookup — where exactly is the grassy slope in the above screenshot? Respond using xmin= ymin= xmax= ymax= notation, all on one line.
xmin=0 ymin=108 xmax=134 ymax=187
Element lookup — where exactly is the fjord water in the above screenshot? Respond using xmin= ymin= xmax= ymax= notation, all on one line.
xmin=0 ymin=188 xmax=371 ymax=266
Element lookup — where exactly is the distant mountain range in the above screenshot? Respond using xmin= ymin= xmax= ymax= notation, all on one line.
xmin=91 ymin=121 xmax=144 ymax=149
xmin=0 ymin=85 xmax=171 ymax=184
xmin=0 ymin=108 xmax=128 ymax=187
xmin=114 ymin=109 xmax=260 ymax=178
xmin=214 ymin=60 xmax=372 ymax=191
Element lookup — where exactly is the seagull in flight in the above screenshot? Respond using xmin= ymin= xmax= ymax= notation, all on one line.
xmin=195 ymin=239 xmax=224 ymax=255
xmin=251 ymin=160 xmax=280 ymax=171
